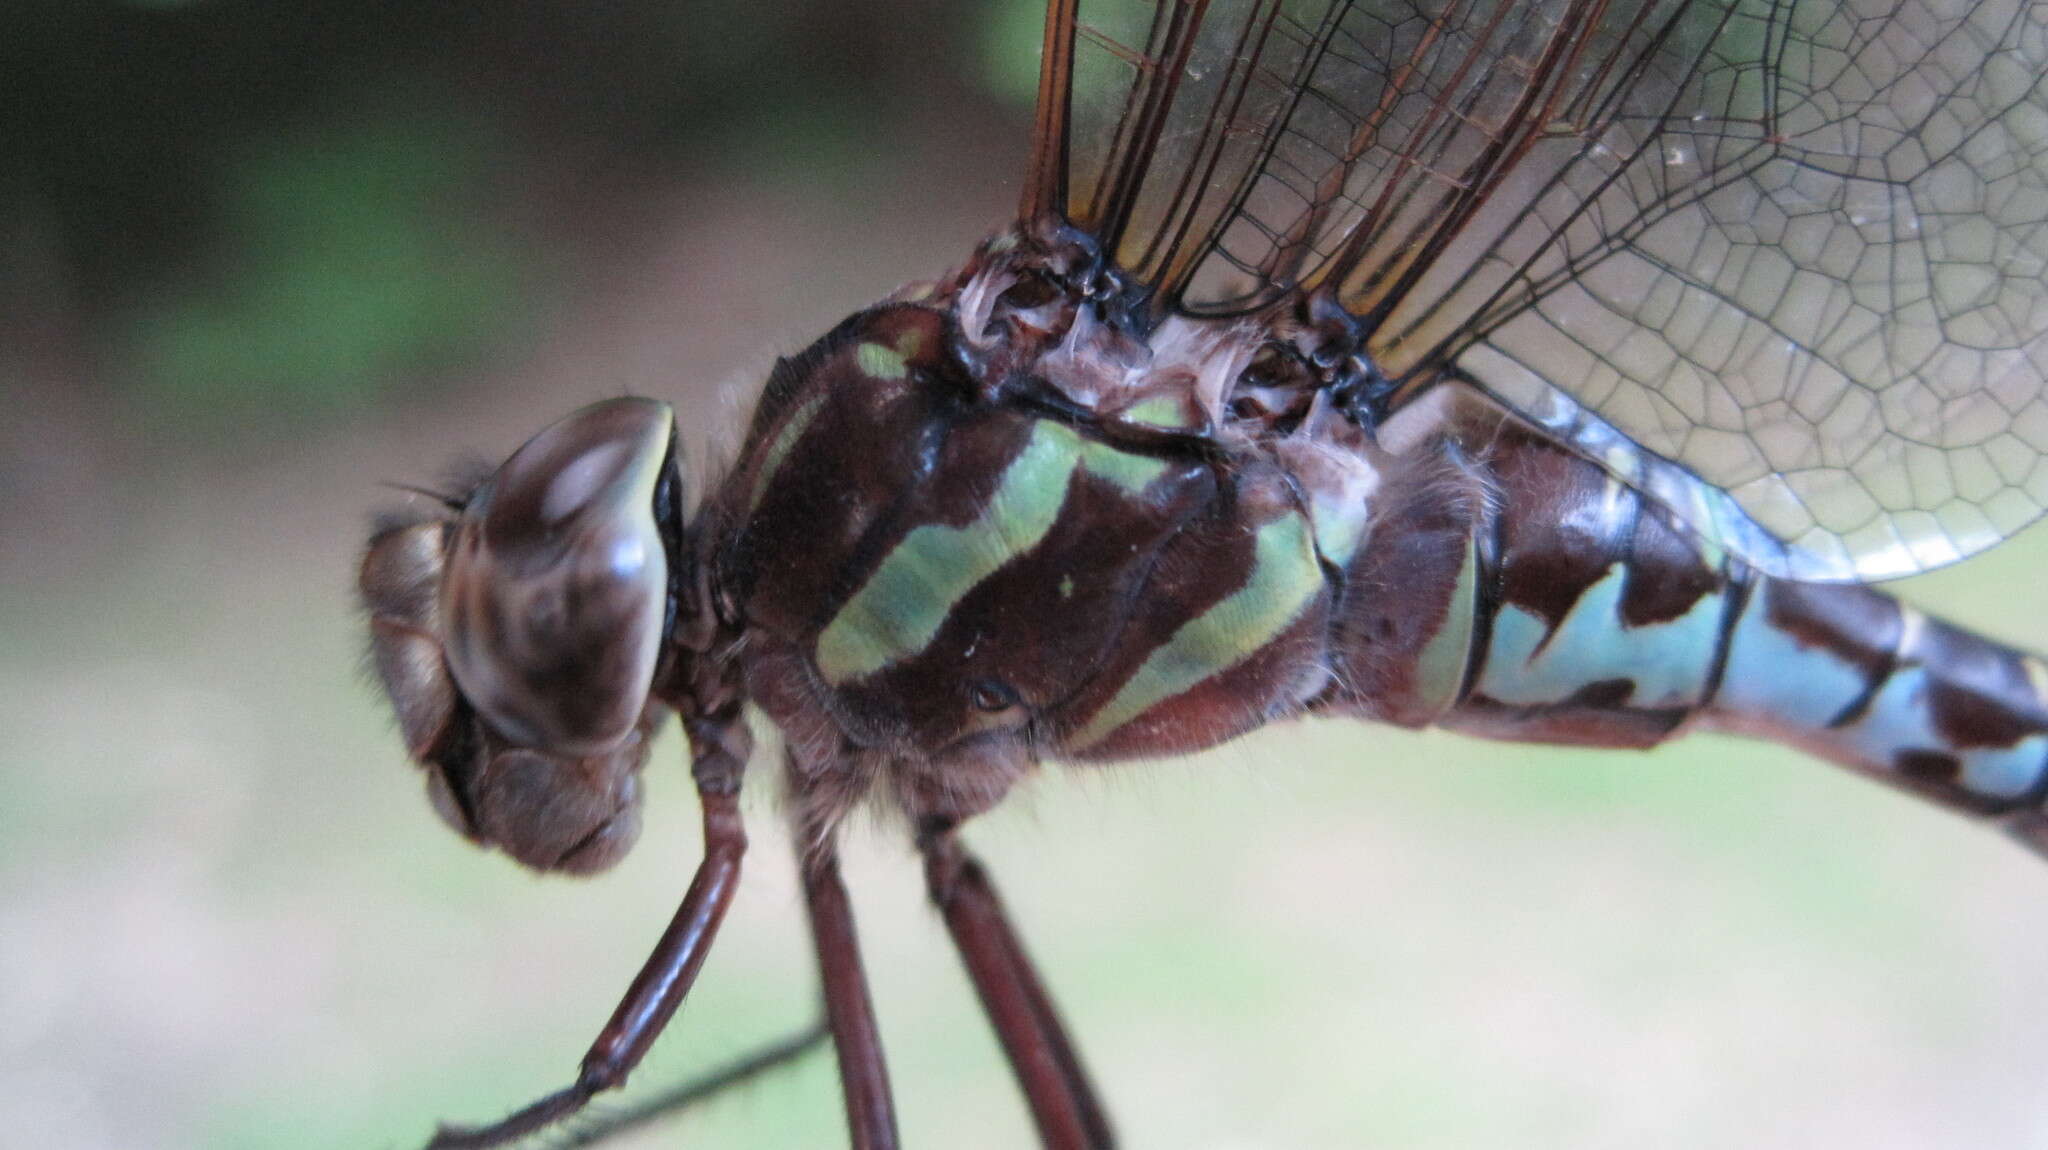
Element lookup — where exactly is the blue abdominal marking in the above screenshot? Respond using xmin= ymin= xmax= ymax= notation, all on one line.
xmin=1478 ymin=563 xmax=1720 ymax=709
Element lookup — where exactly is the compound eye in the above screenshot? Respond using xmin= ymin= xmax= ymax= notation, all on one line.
xmin=441 ymin=398 xmax=679 ymax=755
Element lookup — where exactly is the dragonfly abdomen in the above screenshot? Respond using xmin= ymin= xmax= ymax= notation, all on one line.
xmin=1708 ymin=576 xmax=2048 ymax=836
xmin=1337 ymin=393 xmax=1743 ymax=749
xmin=1344 ymin=385 xmax=2048 ymax=838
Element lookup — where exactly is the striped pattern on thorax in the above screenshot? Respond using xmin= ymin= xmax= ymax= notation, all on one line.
xmin=726 ymin=304 xmax=1342 ymax=761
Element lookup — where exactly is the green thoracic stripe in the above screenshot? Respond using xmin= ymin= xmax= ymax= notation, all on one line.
xmin=1410 ymin=533 xmax=1477 ymax=720
xmin=814 ymin=420 xmax=1171 ymax=685
xmin=1069 ymin=511 xmax=1323 ymax=749
xmin=1078 ymin=438 xmax=1171 ymax=493
xmin=856 ymin=341 xmax=908 ymax=380
xmin=1121 ymin=395 xmax=1195 ymax=430
xmin=1307 ymin=480 xmax=1370 ymax=568
xmin=747 ymin=391 xmax=828 ymax=513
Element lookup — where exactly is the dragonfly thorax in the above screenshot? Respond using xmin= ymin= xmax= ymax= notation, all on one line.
xmin=706 ymin=249 xmax=1409 ymax=825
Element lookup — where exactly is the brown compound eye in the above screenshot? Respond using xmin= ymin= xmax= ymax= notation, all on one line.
xmin=439 ymin=398 xmax=680 ymax=757
xmin=362 ymin=398 xmax=684 ymax=874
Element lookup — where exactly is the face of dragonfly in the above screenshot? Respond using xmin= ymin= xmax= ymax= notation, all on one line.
xmin=358 ymin=398 xmax=685 ymax=874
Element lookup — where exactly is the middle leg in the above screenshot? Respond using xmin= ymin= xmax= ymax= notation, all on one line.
xmin=802 ymin=835 xmax=901 ymax=1150
xmin=919 ymin=818 xmax=1115 ymax=1150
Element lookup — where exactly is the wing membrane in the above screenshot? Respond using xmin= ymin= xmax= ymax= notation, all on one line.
xmin=1031 ymin=1 xmax=1310 ymax=292
xmin=1026 ymin=0 xmax=2048 ymax=581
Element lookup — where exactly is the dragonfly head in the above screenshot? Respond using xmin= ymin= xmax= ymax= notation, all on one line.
xmin=359 ymin=397 xmax=687 ymax=874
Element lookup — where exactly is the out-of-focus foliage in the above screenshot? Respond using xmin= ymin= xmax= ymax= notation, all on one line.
xmin=120 ymin=98 xmax=520 ymax=424
xmin=1 ymin=0 xmax=1024 ymax=440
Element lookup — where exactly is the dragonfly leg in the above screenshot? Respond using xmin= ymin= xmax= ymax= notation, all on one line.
xmin=541 ymin=1012 xmax=831 ymax=1148
xmin=919 ymin=820 xmax=1115 ymax=1150
xmin=802 ymin=834 xmax=902 ymax=1149
xmin=422 ymin=707 xmax=753 ymax=1150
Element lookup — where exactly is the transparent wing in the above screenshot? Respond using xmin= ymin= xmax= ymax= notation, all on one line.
xmin=1024 ymin=0 xmax=1300 ymax=294
xmin=1027 ymin=0 xmax=2048 ymax=581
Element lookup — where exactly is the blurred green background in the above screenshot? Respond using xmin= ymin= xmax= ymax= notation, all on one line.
xmin=9 ymin=3 xmax=2048 ymax=1148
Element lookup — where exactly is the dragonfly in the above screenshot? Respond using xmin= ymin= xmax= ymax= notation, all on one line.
xmin=358 ymin=0 xmax=2048 ymax=1146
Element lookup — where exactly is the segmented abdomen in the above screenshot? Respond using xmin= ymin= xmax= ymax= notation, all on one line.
xmin=1712 ymin=576 xmax=2048 ymax=837
xmin=1342 ymin=389 xmax=2048 ymax=841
